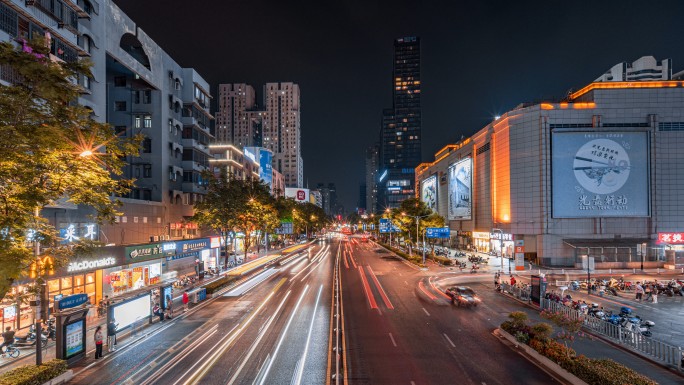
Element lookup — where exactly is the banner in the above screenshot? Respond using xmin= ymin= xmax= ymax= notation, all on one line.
xmin=552 ymin=131 xmax=649 ymax=218
xmin=421 ymin=175 xmax=437 ymax=212
xmin=448 ymin=158 xmax=472 ymax=220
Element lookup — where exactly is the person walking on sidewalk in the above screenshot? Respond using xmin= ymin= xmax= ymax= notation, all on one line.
xmin=635 ymin=282 xmax=644 ymax=301
xmin=94 ymin=326 xmax=103 ymax=359
xmin=651 ymin=284 xmax=658 ymax=303
xmin=165 ymin=295 xmax=173 ymax=319
xmin=107 ymin=318 xmax=118 ymax=352
xmin=182 ymin=290 xmax=189 ymax=312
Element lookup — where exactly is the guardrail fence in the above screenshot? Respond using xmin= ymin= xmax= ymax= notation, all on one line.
xmin=540 ymin=298 xmax=683 ymax=372
xmin=499 ymin=283 xmax=531 ymax=302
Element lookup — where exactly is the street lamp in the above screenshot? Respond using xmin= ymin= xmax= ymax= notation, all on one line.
xmin=385 ymin=208 xmax=393 ymax=247
xmin=403 ymin=213 xmax=430 ymax=265
xmin=492 ymin=228 xmax=509 ymax=275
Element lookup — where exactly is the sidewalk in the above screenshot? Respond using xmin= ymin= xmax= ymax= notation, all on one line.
xmin=509 ymin=302 xmax=684 ymax=385
xmin=0 ymin=246 xmax=285 ymax=373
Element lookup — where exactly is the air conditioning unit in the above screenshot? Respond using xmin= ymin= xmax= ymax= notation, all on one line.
xmin=150 ymin=235 xmax=159 ymax=242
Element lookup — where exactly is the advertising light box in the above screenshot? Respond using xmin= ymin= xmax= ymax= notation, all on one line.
xmin=112 ymin=294 xmax=151 ymax=331
xmin=552 ymin=131 xmax=650 ymax=218
xmin=448 ymin=158 xmax=472 ymax=220
xmin=421 ymin=175 xmax=437 ymax=212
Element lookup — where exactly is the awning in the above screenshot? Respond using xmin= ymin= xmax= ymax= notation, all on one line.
xmin=563 ymin=238 xmax=650 ymax=249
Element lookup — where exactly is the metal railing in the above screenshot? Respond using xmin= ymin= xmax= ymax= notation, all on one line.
xmin=540 ymin=298 xmax=683 ymax=371
xmin=499 ymin=283 xmax=531 ymax=302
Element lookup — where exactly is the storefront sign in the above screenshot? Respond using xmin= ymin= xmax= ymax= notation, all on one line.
xmin=457 ymin=231 xmax=472 ymax=237
xmin=490 ymin=232 xmax=512 ymax=241
xmin=177 ymin=239 xmax=210 ymax=254
xmin=162 ymin=242 xmax=177 ymax=255
xmin=210 ymin=237 xmax=220 ymax=249
xmin=125 ymin=244 xmax=163 ymax=262
xmin=59 ymin=223 xmax=99 ymax=244
xmin=66 ymin=257 xmax=117 ymax=272
xmin=472 ymin=231 xmax=490 ymax=239
xmin=167 ymin=251 xmax=200 ymax=261
xmin=658 ymin=232 xmax=684 ymax=244
xmin=57 ymin=293 xmax=89 ymax=310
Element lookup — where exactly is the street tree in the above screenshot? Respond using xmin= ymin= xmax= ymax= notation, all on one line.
xmin=0 ymin=39 xmax=138 ymax=296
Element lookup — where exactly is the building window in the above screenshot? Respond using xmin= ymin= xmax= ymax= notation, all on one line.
xmin=115 ymin=101 xmax=126 ymax=111
xmin=142 ymin=138 xmax=152 ymax=153
xmin=142 ymin=189 xmax=151 ymax=201
xmin=143 ymin=90 xmax=151 ymax=104
xmin=143 ymin=165 xmax=151 ymax=178
xmin=134 ymin=116 xmax=142 ymax=128
xmin=114 ymin=76 xmax=126 ymax=87
xmin=144 ymin=115 xmax=152 ymax=128
xmin=115 ymin=126 xmax=126 ymax=136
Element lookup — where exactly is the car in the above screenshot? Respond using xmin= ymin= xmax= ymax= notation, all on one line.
xmin=445 ymin=286 xmax=480 ymax=308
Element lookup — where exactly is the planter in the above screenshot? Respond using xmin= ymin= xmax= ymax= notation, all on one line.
xmin=497 ymin=329 xmax=587 ymax=385
xmin=41 ymin=370 xmax=73 ymax=385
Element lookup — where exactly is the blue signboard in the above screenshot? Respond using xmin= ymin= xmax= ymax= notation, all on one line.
xmin=276 ymin=222 xmax=293 ymax=235
xmin=379 ymin=219 xmax=400 ymax=233
xmin=58 ymin=293 xmax=89 ymax=310
xmin=426 ymin=227 xmax=450 ymax=239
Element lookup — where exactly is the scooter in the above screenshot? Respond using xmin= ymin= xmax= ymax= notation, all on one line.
xmin=622 ymin=317 xmax=655 ymax=337
xmin=13 ymin=332 xmax=47 ymax=347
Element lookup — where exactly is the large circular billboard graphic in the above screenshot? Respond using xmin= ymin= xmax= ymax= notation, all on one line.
xmin=573 ymin=138 xmax=630 ymax=194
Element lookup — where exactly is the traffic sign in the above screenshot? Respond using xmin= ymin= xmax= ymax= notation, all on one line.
xmin=425 ymin=227 xmax=450 ymax=239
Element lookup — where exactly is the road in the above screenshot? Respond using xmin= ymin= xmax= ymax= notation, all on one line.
xmin=67 ymin=237 xmax=558 ymax=385
xmin=69 ymin=241 xmax=335 ymax=385
xmin=340 ymin=238 xmax=557 ymax=385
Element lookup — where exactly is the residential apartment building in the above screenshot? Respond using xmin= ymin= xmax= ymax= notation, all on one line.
xmin=0 ymin=0 xmax=217 ymax=325
xmin=365 ymin=144 xmax=380 ymax=214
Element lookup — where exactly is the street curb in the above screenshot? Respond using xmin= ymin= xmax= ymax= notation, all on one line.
xmin=495 ymin=328 xmax=586 ymax=385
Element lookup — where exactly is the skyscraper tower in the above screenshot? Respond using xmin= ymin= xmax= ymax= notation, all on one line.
xmin=262 ymin=82 xmax=303 ymax=188
xmin=215 ymin=84 xmax=262 ymax=147
xmin=379 ymin=36 xmax=421 ymax=208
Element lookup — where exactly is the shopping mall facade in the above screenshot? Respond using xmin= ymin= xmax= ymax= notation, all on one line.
xmin=416 ymin=81 xmax=684 ymax=268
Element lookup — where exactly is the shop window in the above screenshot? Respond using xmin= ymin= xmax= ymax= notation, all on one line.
xmin=61 ymin=277 xmax=72 ymax=289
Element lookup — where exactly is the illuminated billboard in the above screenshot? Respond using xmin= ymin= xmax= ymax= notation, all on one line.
xmin=421 ymin=175 xmax=437 ymax=212
xmin=259 ymin=149 xmax=273 ymax=188
xmin=285 ymin=188 xmax=310 ymax=202
xmin=448 ymin=158 xmax=472 ymax=220
xmin=551 ymin=131 xmax=650 ymax=218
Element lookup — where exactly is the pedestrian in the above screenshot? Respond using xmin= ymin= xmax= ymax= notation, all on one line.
xmin=652 ymin=286 xmax=658 ymax=303
xmin=494 ymin=273 xmax=500 ymax=289
xmin=644 ymin=283 xmax=652 ymax=302
xmin=182 ymin=290 xmax=189 ymax=312
xmin=107 ymin=318 xmax=118 ymax=352
xmin=153 ymin=303 xmax=163 ymax=322
xmin=635 ymin=281 xmax=644 ymax=301
xmin=165 ymin=295 xmax=173 ymax=319
xmin=510 ymin=275 xmax=516 ymax=286
xmin=1 ymin=327 xmax=15 ymax=354
xmin=94 ymin=325 xmax=104 ymax=359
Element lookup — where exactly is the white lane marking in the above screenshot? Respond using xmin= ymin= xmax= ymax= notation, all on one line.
xmin=258 ymin=285 xmax=310 ymax=385
xmin=389 ymin=333 xmax=397 ymax=347
xmin=299 ymin=259 xmax=323 ymax=282
xmin=224 ymin=268 xmax=279 ymax=296
xmin=422 ymin=307 xmax=430 ymax=317
xmin=293 ymin=285 xmax=324 ymax=385
xmin=444 ymin=333 xmax=456 ymax=348
xmin=227 ymin=291 xmax=291 ymax=384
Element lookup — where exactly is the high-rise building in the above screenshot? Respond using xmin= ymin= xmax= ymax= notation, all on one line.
xmin=262 ymin=82 xmax=303 ymax=188
xmin=358 ymin=184 xmax=367 ymax=211
xmin=216 ymin=82 xmax=303 ymax=188
xmin=365 ymin=144 xmax=380 ymax=213
xmin=215 ymin=84 xmax=258 ymax=146
xmin=379 ymin=37 xmax=421 ymax=208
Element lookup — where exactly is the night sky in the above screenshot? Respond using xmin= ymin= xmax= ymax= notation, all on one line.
xmin=114 ymin=0 xmax=684 ymax=213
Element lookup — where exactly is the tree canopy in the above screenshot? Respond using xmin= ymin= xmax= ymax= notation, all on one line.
xmin=0 ymin=39 xmax=139 ymax=296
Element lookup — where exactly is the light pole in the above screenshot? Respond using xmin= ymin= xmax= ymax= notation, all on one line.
xmin=404 ymin=213 xmax=430 ymax=264
xmin=492 ymin=228 xmax=506 ymax=274
xmin=385 ymin=209 xmax=392 ymax=247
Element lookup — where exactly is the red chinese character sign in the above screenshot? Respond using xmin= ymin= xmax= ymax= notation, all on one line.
xmin=658 ymin=232 xmax=684 ymax=244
